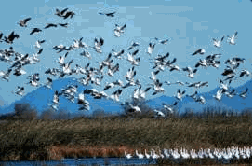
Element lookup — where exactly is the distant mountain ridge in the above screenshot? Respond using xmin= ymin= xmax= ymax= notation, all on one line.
xmin=0 ymin=77 xmax=124 ymax=118
xmin=0 ymin=77 xmax=251 ymax=118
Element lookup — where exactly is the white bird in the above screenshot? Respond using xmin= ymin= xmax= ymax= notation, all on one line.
xmin=80 ymin=50 xmax=91 ymax=59
xmin=77 ymin=93 xmax=90 ymax=111
xmin=163 ymin=101 xmax=178 ymax=114
xmin=108 ymin=63 xmax=119 ymax=77
xmin=125 ymin=151 xmax=132 ymax=159
xmin=124 ymin=103 xmax=141 ymax=113
xmin=114 ymin=24 xmax=126 ymax=37
xmin=135 ymin=150 xmax=144 ymax=159
xmin=182 ymin=66 xmax=197 ymax=78
xmin=239 ymin=88 xmax=248 ymax=98
xmin=213 ymin=35 xmax=224 ymax=48
xmin=175 ymin=89 xmax=186 ymax=101
xmin=12 ymin=86 xmax=25 ymax=96
xmin=0 ymin=68 xmax=12 ymax=81
xmin=110 ymin=89 xmax=123 ymax=102
xmin=151 ymin=149 xmax=160 ymax=159
xmin=128 ymin=42 xmax=140 ymax=50
xmin=153 ymin=109 xmax=165 ymax=118
xmin=34 ymin=40 xmax=46 ymax=49
xmin=213 ymin=89 xmax=224 ymax=101
xmin=94 ymin=37 xmax=104 ymax=53
xmin=127 ymin=52 xmax=140 ymax=66
xmin=112 ymin=49 xmax=125 ymax=59
xmin=144 ymin=149 xmax=151 ymax=159
xmin=227 ymin=31 xmax=238 ymax=45
xmin=133 ymin=85 xmax=152 ymax=100
xmin=240 ymin=70 xmax=250 ymax=77
xmin=147 ymin=42 xmax=155 ymax=55
xmin=45 ymin=77 xmax=53 ymax=89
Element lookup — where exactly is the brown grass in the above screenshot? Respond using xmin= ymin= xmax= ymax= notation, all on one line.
xmin=1 ymin=116 xmax=252 ymax=161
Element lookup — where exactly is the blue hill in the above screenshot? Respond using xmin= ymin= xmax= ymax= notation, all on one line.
xmin=1 ymin=77 xmax=124 ymax=118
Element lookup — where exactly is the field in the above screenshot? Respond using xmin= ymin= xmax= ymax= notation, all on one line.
xmin=1 ymin=114 xmax=252 ymax=164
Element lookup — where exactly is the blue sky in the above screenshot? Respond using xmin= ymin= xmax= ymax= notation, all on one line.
xmin=0 ymin=0 xmax=252 ymax=107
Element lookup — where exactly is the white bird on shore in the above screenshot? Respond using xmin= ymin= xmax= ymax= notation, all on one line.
xmin=145 ymin=149 xmax=151 ymax=159
xmin=135 ymin=150 xmax=144 ymax=159
xmin=125 ymin=151 xmax=132 ymax=159
xmin=151 ymin=149 xmax=160 ymax=159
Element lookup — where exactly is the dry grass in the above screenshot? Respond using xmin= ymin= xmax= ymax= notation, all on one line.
xmin=1 ymin=116 xmax=252 ymax=162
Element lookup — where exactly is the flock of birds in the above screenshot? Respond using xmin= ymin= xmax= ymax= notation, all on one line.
xmin=0 ymin=7 xmax=251 ymax=117
xmin=124 ymin=146 xmax=252 ymax=161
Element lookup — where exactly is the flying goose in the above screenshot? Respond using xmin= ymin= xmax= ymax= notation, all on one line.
xmin=151 ymin=79 xmax=165 ymax=95
xmin=182 ymin=66 xmax=197 ymax=78
xmin=192 ymin=49 xmax=206 ymax=56
xmin=195 ymin=59 xmax=207 ymax=68
xmin=63 ymin=11 xmax=75 ymax=19
xmin=114 ymin=24 xmax=126 ymax=37
xmin=240 ymin=70 xmax=250 ymax=77
xmin=77 ymin=93 xmax=90 ymax=111
xmin=127 ymin=42 xmax=140 ymax=50
xmin=84 ymin=89 xmax=108 ymax=99
xmin=149 ymin=70 xmax=160 ymax=81
xmin=163 ymin=101 xmax=178 ymax=114
xmin=153 ymin=109 xmax=165 ymax=118
xmin=26 ymin=73 xmax=40 ymax=87
xmin=45 ymin=77 xmax=53 ymax=89
xmin=124 ymin=103 xmax=141 ymax=113
xmin=213 ymin=89 xmax=225 ymax=101
xmin=227 ymin=31 xmax=238 ymax=45
xmin=112 ymin=49 xmax=125 ymax=59
xmin=0 ymin=68 xmax=12 ymax=81
xmin=110 ymin=89 xmax=123 ymax=102
xmin=99 ymin=11 xmax=116 ymax=17
xmin=108 ymin=63 xmax=119 ymax=77
xmin=34 ymin=40 xmax=46 ymax=49
xmin=133 ymin=85 xmax=151 ymax=100
xmin=13 ymin=66 xmax=26 ymax=77
xmin=225 ymin=89 xmax=237 ymax=98
xmin=93 ymin=37 xmax=104 ymax=53
xmin=80 ymin=50 xmax=91 ymax=59
xmin=55 ymin=8 xmax=68 ymax=17
xmin=213 ymin=35 xmax=224 ymax=48
xmin=13 ymin=86 xmax=25 ymax=96
xmin=159 ymin=39 xmax=169 ymax=45
xmin=19 ymin=17 xmax=32 ymax=27
xmin=30 ymin=28 xmax=42 ymax=35
xmin=45 ymin=68 xmax=60 ymax=77
xmin=4 ymin=31 xmax=20 ymax=44
xmin=239 ymin=88 xmax=248 ymax=98
xmin=44 ymin=23 xmax=58 ymax=29
xmin=175 ymin=89 xmax=186 ymax=101
xmin=58 ymin=23 xmax=68 ymax=28
xmin=147 ymin=42 xmax=155 ymax=55
xmin=127 ymin=51 xmax=140 ymax=66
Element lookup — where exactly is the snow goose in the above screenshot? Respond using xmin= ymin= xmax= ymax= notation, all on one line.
xmin=128 ymin=42 xmax=140 ymax=50
xmin=34 ymin=40 xmax=46 ymax=49
xmin=4 ymin=31 xmax=20 ymax=44
xmin=114 ymin=24 xmax=126 ymax=37
xmin=147 ymin=42 xmax=155 ymax=55
xmin=80 ymin=50 xmax=91 ymax=59
xmin=55 ymin=8 xmax=68 ymax=17
xmin=239 ymin=88 xmax=248 ymax=98
xmin=192 ymin=49 xmax=206 ymax=56
xmin=30 ymin=28 xmax=42 ymax=35
xmin=12 ymin=86 xmax=25 ymax=96
xmin=149 ymin=70 xmax=160 ymax=81
xmin=99 ymin=11 xmax=116 ymax=17
xmin=108 ymin=63 xmax=119 ymax=77
xmin=19 ymin=17 xmax=32 ymax=27
xmin=45 ymin=77 xmax=53 ymax=89
xmin=159 ymin=39 xmax=169 ymax=45
xmin=153 ymin=109 xmax=165 ymax=118
xmin=227 ymin=31 xmax=238 ymax=45
xmin=152 ymin=79 xmax=165 ymax=95
xmin=240 ymin=69 xmax=250 ymax=77
xmin=225 ymin=89 xmax=237 ymax=98
xmin=175 ymin=89 xmax=186 ymax=101
xmin=13 ymin=66 xmax=26 ymax=77
xmin=213 ymin=35 xmax=224 ymax=48
xmin=213 ymin=89 xmax=224 ymax=101
xmin=110 ymin=89 xmax=123 ymax=102
xmin=151 ymin=149 xmax=160 ymax=159
xmin=58 ymin=23 xmax=68 ymax=28
xmin=135 ymin=150 xmax=144 ymax=159
xmin=133 ymin=85 xmax=151 ymax=100
xmin=0 ymin=68 xmax=12 ymax=81
xmin=163 ymin=101 xmax=178 ymax=114
xmin=144 ymin=149 xmax=151 ymax=159
xmin=182 ymin=66 xmax=197 ymax=78
xmin=125 ymin=151 xmax=132 ymax=159
xmin=63 ymin=11 xmax=75 ymax=19
xmin=93 ymin=37 xmax=104 ymax=53
xmin=77 ymin=93 xmax=90 ymax=111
